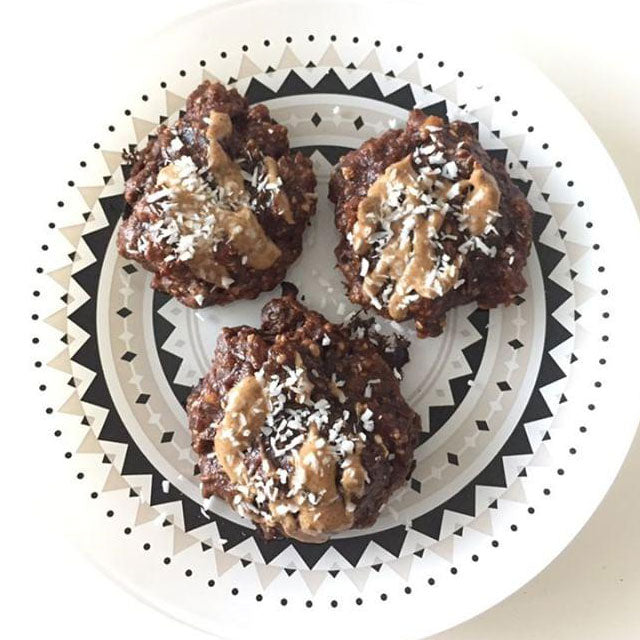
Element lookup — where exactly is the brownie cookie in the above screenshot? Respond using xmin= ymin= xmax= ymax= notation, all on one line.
xmin=118 ymin=81 xmax=317 ymax=307
xmin=187 ymin=286 xmax=422 ymax=542
xmin=329 ymin=110 xmax=533 ymax=337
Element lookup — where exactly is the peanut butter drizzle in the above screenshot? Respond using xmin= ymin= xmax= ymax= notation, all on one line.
xmin=219 ymin=206 xmax=281 ymax=270
xmin=206 ymin=111 xmax=245 ymax=196
xmin=292 ymin=352 xmax=314 ymax=404
xmin=387 ymin=218 xmax=463 ymax=319
xmin=205 ymin=111 xmax=282 ymax=269
xmin=418 ymin=114 xmax=446 ymax=136
xmin=293 ymin=426 xmax=346 ymax=535
xmin=351 ymin=156 xmax=420 ymax=255
xmin=340 ymin=446 xmax=367 ymax=497
xmin=352 ymin=153 xmax=501 ymax=320
xmin=154 ymin=111 xmax=282 ymax=284
xmin=281 ymin=426 xmax=366 ymax=541
xmin=459 ymin=166 xmax=501 ymax=235
xmin=213 ymin=369 xmax=367 ymax=543
xmin=213 ymin=376 xmax=268 ymax=486
xmin=329 ymin=378 xmax=347 ymax=403
xmin=263 ymin=156 xmax=294 ymax=224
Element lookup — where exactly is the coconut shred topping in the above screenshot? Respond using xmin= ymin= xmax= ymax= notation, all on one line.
xmin=131 ymin=111 xmax=294 ymax=289
xmin=349 ymin=123 xmax=502 ymax=319
xmin=213 ymin=356 xmax=370 ymax=542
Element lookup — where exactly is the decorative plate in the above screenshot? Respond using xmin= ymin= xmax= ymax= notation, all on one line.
xmin=31 ymin=1 xmax=640 ymax=637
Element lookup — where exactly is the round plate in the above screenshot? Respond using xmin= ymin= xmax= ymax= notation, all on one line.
xmin=32 ymin=1 xmax=640 ymax=637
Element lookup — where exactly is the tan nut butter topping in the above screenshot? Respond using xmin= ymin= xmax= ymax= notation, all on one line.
xmin=206 ymin=111 xmax=245 ymax=195
xmin=340 ymin=447 xmax=367 ymax=497
xmin=459 ymin=166 xmax=501 ymax=236
xmin=418 ymin=114 xmax=446 ymax=136
xmin=293 ymin=426 xmax=346 ymax=535
xmin=213 ymin=370 xmax=367 ymax=543
xmin=351 ymin=156 xmax=421 ymax=255
xmin=292 ymin=352 xmax=314 ymax=404
xmin=205 ymin=111 xmax=281 ymax=269
xmin=281 ymin=426 xmax=366 ymax=541
xmin=352 ymin=154 xmax=500 ymax=320
xmin=155 ymin=111 xmax=283 ymax=284
xmin=213 ymin=376 xmax=268 ymax=485
xmin=262 ymin=156 xmax=294 ymax=224
xmin=329 ymin=378 xmax=347 ymax=403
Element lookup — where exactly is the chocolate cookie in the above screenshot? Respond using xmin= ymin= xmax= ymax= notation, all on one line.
xmin=329 ymin=110 xmax=533 ymax=337
xmin=187 ymin=286 xmax=422 ymax=542
xmin=118 ymin=81 xmax=317 ymax=307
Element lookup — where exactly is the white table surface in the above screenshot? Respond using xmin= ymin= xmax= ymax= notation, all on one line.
xmin=5 ymin=1 xmax=639 ymax=638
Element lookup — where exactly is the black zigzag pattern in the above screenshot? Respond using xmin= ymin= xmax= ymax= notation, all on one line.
xmin=245 ymin=69 xmax=449 ymax=119
xmin=411 ymin=210 xmax=571 ymax=540
xmin=70 ymin=192 xmax=254 ymax=550
xmin=295 ymin=145 xmax=352 ymax=165
xmin=425 ymin=308 xmax=489 ymax=444
xmin=152 ymin=292 xmax=192 ymax=407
